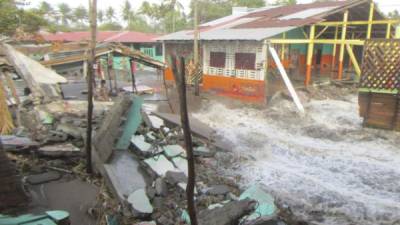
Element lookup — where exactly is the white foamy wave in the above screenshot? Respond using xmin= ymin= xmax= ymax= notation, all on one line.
xmin=193 ymin=95 xmax=400 ymax=225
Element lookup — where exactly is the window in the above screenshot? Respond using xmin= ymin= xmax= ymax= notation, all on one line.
xmin=235 ymin=53 xmax=256 ymax=70
xmin=209 ymin=52 xmax=226 ymax=68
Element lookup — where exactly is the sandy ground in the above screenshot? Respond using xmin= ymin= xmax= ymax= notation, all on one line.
xmin=192 ymin=89 xmax=400 ymax=225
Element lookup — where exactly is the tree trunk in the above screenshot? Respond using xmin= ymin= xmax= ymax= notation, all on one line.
xmin=86 ymin=0 xmax=97 ymax=174
xmin=171 ymin=56 xmax=198 ymax=225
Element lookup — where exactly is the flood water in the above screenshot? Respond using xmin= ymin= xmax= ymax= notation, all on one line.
xmin=194 ymin=95 xmax=400 ymax=225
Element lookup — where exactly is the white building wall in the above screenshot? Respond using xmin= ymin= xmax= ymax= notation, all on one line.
xmin=203 ymin=40 xmax=265 ymax=81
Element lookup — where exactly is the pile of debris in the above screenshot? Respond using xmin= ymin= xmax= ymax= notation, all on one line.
xmin=91 ymin=94 xmax=287 ymax=225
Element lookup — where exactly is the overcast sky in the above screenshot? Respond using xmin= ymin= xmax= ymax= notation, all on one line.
xmin=26 ymin=0 xmax=400 ymax=15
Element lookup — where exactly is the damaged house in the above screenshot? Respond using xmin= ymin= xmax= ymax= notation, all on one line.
xmin=158 ymin=0 xmax=399 ymax=102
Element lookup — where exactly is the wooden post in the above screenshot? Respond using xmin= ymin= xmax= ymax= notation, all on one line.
xmin=386 ymin=23 xmax=392 ymax=39
xmin=86 ymin=0 xmax=97 ymax=174
xmin=107 ymin=54 xmax=113 ymax=93
xmin=193 ymin=0 xmax=200 ymax=96
xmin=305 ymin=25 xmax=315 ymax=86
xmin=367 ymin=1 xmax=374 ymax=39
xmin=338 ymin=10 xmax=349 ymax=80
xmin=281 ymin=32 xmax=286 ymax=61
xmin=171 ymin=56 xmax=198 ymax=225
xmin=332 ymin=26 xmax=339 ymax=70
xmin=263 ymin=40 xmax=269 ymax=105
xmin=348 ymin=32 xmax=355 ymax=71
xmin=130 ymin=60 xmax=137 ymax=93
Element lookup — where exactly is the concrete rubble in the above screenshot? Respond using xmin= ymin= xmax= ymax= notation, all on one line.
xmin=0 ymin=42 xmax=289 ymax=225
xmin=88 ymin=94 xmax=287 ymax=225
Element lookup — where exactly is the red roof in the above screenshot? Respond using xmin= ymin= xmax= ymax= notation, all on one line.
xmin=43 ymin=31 xmax=160 ymax=43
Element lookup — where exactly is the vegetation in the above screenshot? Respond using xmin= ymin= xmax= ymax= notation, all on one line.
xmin=0 ymin=0 xmax=398 ymax=36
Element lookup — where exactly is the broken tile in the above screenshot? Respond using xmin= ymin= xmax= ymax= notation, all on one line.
xmin=131 ymin=135 xmax=152 ymax=153
xmin=172 ymin=156 xmax=188 ymax=176
xmin=144 ymin=155 xmax=177 ymax=177
xmin=163 ymin=145 xmax=186 ymax=158
xmin=148 ymin=115 xmax=164 ymax=129
xmin=128 ymin=189 xmax=153 ymax=215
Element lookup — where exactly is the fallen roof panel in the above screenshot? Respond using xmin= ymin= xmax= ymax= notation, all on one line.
xmin=41 ymin=43 xmax=166 ymax=69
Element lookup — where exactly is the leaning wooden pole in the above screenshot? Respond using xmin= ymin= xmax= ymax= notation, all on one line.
xmin=171 ymin=56 xmax=198 ymax=225
xmin=193 ymin=0 xmax=200 ymax=96
xmin=86 ymin=0 xmax=97 ymax=174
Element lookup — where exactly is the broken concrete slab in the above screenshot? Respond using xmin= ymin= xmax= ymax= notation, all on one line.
xmin=177 ymin=183 xmax=197 ymax=194
xmin=26 ymin=171 xmax=61 ymax=185
xmin=155 ymin=177 xmax=168 ymax=197
xmin=127 ymin=189 xmax=153 ymax=216
xmin=152 ymin=112 xmax=214 ymax=140
xmin=206 ymin=185 xmax=230 ymax=196
xmin=172 ymin=156 xmax=188 ymax=176
xmin=135 ymin=221 xmax=157 ymax=225
xmin=163 ymin=145 xmax=186 ymax=158
xmin=244 ymin=218 xmax=287 ymax=225
xmin=239 ymin=185 xmax=278 ymax=221
xmin=115 ymin=96 xmax=143 ymax=150
xmin=56 ymin=124 xmax=83 ymax=139
xmin=0 ymin=135 xmax=39 ymax=152
xmin=148 ymin=115 xmax=164 ymax=129
xmin=143 ymin=155 xmax=177 ymax=177
xmin=0 ymin=210 xmax=70 ymax=225
xmin=45 ymin=131 xmax=68 ymax=143
xmin=103 ymin=151 xmax=147 ymax=201
xmin=194 ymin=146 xmax=214 ymax=157
xmin=38 ymin=143 xmax=80 ymax=157
xmin=198 ymin=199 xmax=256 ymax=225
xmin=94 ymin=96 xmax=132 ymax=163
xmin=134 ymin=221 xmax=156 ymax=225
xmin=29 ymin=179 xmax=99 ymax=225
xmin=165 ymin=171 xmax=187 ymax=185
xmin=131 ymin=135 xmax=152 ymax=154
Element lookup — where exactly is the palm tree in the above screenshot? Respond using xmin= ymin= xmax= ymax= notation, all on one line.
xmin=106 ymin=6 xmax=115 ymax=23
xmin=73 ymin=5 xmax=88 ymax=27
xmin=38 ymin=1 xmax=53 ymax=16
xmin=275 ymin=0 xmax=297 ymax=6
xmin=98 ymin=9 xmax=104 ymax=24
xmin=163 ymin=0 xmax=184 ymax=32
xmin=121 ymin=0 xmax=133 ymax=26
xmin=58 ymin=3 xmax=72 ymax=26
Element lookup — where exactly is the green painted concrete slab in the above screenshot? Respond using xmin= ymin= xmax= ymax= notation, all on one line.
xmin=116 ymin=96 xmax=143 ymax=150
xmin=239 ymin=185 xmax=277 ymax=221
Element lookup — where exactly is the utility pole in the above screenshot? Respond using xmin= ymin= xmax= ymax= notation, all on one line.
xmin=86 ymin=0 xmax=97 ymax=174
xmin=171 ymin=56 xmax=198 ymax=225
xmin=193 ymin=0 xmax=200 ymax=96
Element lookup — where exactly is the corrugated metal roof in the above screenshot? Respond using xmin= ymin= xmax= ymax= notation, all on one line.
xmin=157 ymin=27 xmax=296 ymax=41
xmin=200 ymin=27 xmax=296 ymax=41
xmin=279 ymin=6 xmax=339 ymax=20
xmin=43 ymin=31 xmax=161 ymax=43
xmin=157 ymin=0 xmax=368 ymax=42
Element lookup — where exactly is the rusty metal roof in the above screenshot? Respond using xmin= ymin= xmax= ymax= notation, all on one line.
xmin=157 ymin=0 xmax=370 ymax=41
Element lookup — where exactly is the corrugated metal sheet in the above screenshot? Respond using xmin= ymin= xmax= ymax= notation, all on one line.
xmin=279 ymin=6 xmax=339 ymax=20
xmin=157 ymin=27 xmax=295 ymax=41
xmin=43 ymin=31 xmax=160 ymax=43
xmin=157 ymin=0 xmax=367 ymax=42
xmin=201 ymin=27 xmax=296 ymax=41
